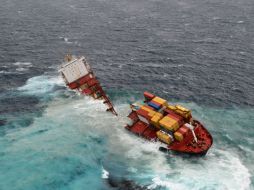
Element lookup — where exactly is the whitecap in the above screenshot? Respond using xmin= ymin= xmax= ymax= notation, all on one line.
xmin=13 ymin=62 xmax=32 ymax=67
xmin=16 ymin=68 xmax=28 ymax=72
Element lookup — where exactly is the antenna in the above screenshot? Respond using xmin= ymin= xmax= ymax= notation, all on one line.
xmin=64 ymin=52 xmax=72 ymax=62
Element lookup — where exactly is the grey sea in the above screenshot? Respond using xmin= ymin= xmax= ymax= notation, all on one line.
xmin=0 ymin=0 xmax=253 ymax=189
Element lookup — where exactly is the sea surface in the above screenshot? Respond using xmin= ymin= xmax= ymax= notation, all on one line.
xmin=0 ymin=0 xmax=254 ymax=189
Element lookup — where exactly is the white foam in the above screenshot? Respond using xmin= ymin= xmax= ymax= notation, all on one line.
xmin=18 ymin=75 xmax=64 ymax=96
xmin=13 ymin=62 xmax=32 ymax=67
xmin=148 ymin=177 xmax=185 ymax=190
xmin=101 ymin=167 xmax=109 ymax=179
xmin=147 ymin=149 xmax=251 ymax=190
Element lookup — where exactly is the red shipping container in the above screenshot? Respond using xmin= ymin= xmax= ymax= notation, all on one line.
xmin=82 ymin=88 xmax=92 ymax=95
xmin=144 ymin=91 xmax=155 ymax=100
xmin=167 ymin=114 xmax=184 ymax=126
xmin=87 ymin=78 xmax=98 ymax=87
xmin=68 ymin=82 xmax=78 ymax=89
xmin=136 ymin=109 xmax=151 ymax=120
xmin=164 ymin=109 xmax=175 ymax=115
xmin=79 ymin=74 xmax=93 ymax=85
xmin=177 ymin=125 xmax=190 ymax=137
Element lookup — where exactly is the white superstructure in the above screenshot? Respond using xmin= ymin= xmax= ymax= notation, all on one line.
xmin=59 ymin=56 xmax=91 ymax=84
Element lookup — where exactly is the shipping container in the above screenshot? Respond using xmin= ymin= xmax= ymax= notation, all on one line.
xmin=167 ymin=105 xmax=177 ymax=111
xmin=148 ymin=101 xmax=161 ymax=110
xmin=151 ymin=112 xmax=163 ymax=128
xmin=144 ymin=91 xmax=155 ymax=100
xmin=136 ymin=109 xmax=151 ymax=120
xmin=174 ymin=125 xmax=190 ymax=141
xmin=156 ymin=130 xmax=173 ymax=144
xmin=141 ymin=105 xmax=154 ymax=112
xmin=152 ymin=97 xmax=168 ymax=107
xmin=167 ymin=114 xmax=184 ymax=127
xmin=159 ymin=116 xmax=179 ymax=131
xmin=68 ymin=82 xmax=78 ymax=89
xmin=87 ymin=78 xmax=98 ymax=87
xmin=79 ymin=74 xmax=93 ymax=85
xmin=82 ymin=88 xmax=92 ymax=95
xmin=174 ymin=132 xmax=183 ymax=141
xmin=174 ymin=105 xmax=192 ymax=119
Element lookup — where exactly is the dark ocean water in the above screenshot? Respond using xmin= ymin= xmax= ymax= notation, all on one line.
xmin=0 ymin=0 xmax=254 ymax=189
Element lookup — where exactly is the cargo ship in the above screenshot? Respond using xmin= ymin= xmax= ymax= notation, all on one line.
xmin=59 ymin=55 xmax=213 ymax=156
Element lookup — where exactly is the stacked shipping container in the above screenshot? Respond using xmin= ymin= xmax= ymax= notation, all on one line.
xmin=135 ymin=92 xmax=194 ymax=144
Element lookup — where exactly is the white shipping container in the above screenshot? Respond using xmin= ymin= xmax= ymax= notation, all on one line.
xmin=59 ymin=57 xmax=90 ymax=83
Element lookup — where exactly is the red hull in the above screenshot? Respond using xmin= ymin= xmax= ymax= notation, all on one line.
xmin=126 ymin=111 xmax=213 ymax=156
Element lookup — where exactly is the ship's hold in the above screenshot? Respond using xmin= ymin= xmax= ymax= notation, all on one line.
xmin=156 ymin=130 xmax=173 ymax=144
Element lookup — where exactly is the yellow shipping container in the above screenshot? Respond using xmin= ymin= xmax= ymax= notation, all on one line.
xmin=175 ymin=105 xmax=190 ymax=112
xmin=148 ymin=110 xmax=156 ymax=117
xmin=140 ymin=106 xmax=156 ymax=117
xmin=167 ymin=104 xmax=176 ymax=111
xmin=152 ymin=97 xmax=168 ymax=107
xmin=159 ymin=116 xmax=179 ymax=131
xmin=174 ymin=132 xmax=183 ymax=141
xmin=156 ymin=130 xmax=173 ymax=144
xmin=141 ymin=105 xmax=153 ymax=112
xmin=151 ymin=112 xmax=163 ymax=128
